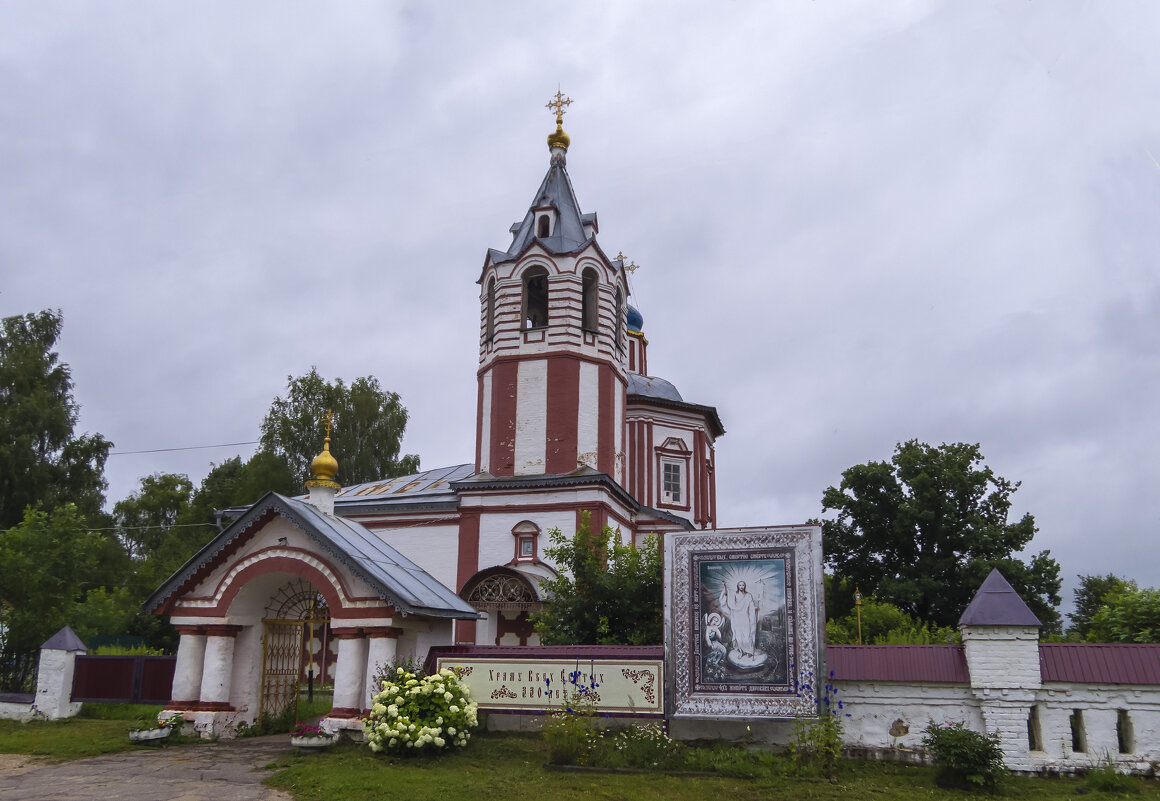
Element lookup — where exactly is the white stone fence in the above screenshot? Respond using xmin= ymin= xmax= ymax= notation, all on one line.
xmin=0 ymin=627 xmax=87 ymax=722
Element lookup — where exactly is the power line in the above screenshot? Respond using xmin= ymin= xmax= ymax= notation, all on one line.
xmin=109 ymin=441 xmax=259 ymax=456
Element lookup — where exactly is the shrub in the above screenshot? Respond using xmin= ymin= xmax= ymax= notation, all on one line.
xmin=921 ymin=720 xmax=1006 ymax=791
xmin=364 ymin=667 xmax=477 ymax=755
xmin=542 ymin=668 xmax=602 ymax=765
xmin=787 ymin=676 xmax=846 ymax=780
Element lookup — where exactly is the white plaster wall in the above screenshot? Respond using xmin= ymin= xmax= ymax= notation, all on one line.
xmin=962 ymin=627 xmax=1041 ymax=689
xmin=31 ymin=648 xmax=83 ymax=720
xmin=375 ymin=524 xmax=459 ymax=595
xmin=479 ymin=370 xmax=492 ymax=473
xmin=1031 ymin=683 xmax=1160 ymax=773
xmin=833 ymin=681 xmax=983 ymax=750
xmin=577 ymin=360 xmax=599 ymax=470
xmin=613 ymin=379 xmax=623 ymax=483
xmin=0 ymin=701 xmax=34 ymax=721
xmin=478 ymin=508 xmax=576 ymax=572
xmin=228 ymin=625 xmax=262 ymax=724
xmin=514 ymin=359 xmax=547 ymax=474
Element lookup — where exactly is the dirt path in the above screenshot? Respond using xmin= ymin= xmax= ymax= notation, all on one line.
xmin=0 ymin=735 xmax=296 ymax=801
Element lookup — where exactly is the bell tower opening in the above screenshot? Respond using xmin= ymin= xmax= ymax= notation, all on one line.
xmin=523 ymin=266 xmax=549 ymax=329
xmin=582 ymin=267 xmax=599 ymax=332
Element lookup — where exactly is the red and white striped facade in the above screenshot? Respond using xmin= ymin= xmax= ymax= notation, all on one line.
xmin=475 ymin=245 xmax=628 ymax=482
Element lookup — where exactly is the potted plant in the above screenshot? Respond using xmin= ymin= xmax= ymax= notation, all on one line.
xmin=129 ymin=712 xmax=184 ymax=744
xmin=290 ymin=721 xmax=336 ymax=751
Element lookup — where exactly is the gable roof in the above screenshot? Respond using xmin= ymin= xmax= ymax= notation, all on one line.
xmin=147 ymin=492 xmax=479 ymax=620
xmin=958 ymin=568 xmax=1042 ymax=627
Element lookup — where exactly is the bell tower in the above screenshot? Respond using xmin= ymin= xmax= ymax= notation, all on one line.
xmin=474 ymin=93 xmax=629 ymax=481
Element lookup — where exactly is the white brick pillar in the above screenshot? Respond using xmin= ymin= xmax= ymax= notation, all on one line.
xmin=169 ymin=626 xmax=207 ymax=706
xmin=331 ymin=628 xmax=369 ymax=717
xmin=962 ymin=625 xmax=1042 ymax=772
xmin=32 ymin=627 xmax=87 ymax=720
xmin=198 ymin=625 xmax=241 ymax=710
xmin=364 ymin=627 xmax=401 ymax=709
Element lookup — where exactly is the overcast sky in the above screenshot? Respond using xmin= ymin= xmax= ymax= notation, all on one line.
xmin=3 ymin=1 xmax=1158 ymax=610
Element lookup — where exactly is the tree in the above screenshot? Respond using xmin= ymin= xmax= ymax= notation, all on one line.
xmin=821 ymin=440 xmax=1062 ymax=631
xmin=259 ymin=368 xmax=419 ymax=485
xmin=114 ymin=473 xmax=194 ymax=561
xmin=1086 ymin=584 xmax=1160 ymax=643
xmin=0 ymin=310 xmax=111 ymax=528
xmin=825 ymin=597 xmax=958 ymax=645
xmin=1068 ymin=574 xmax=1131 ymax=641
xmin=533 ymin=513 xmax=663 ymax=645
xmin=0 ymin=504 xmax=107 ymax=653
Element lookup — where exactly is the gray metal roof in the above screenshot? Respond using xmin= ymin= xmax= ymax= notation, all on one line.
xmin=147 ymin=492 xmax=479 ymax=620
xmin=626 ymin=374 xmax=726 ymax=438
xmin=333 ymin=463 xmax=473 ymax=514
xmin=41 ymin=626 xmax=87 ymax=652
xmin=627 ymin=373 xmax=684 ymax=402
xmin=487 ymin=159 xmax=592 ymax=265
xmin=958 ymin=568 xmax=1042 ymax=627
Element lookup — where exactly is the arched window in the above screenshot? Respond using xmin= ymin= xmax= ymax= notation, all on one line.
xmin=614 ymin=284 xmax=625 ymax=349
xmin=582 ymin=268 xmax=599 ymax=332
xmin=485 ymin=276 xmax=496 ymax=341
xmin=523 ymin=266 xmax=549 ymax=329
xmin=537 ymin=215 xmax=550 ymax=238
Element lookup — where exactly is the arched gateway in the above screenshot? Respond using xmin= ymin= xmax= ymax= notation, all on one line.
xmin=146 ymin=459 xmax=479 ymax=737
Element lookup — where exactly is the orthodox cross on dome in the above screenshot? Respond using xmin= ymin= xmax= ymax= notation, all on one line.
xmin=322 ymin=408 xmax=336 ymax=439
xmin=615 ymin=250 xmax=641 ymax=274
xmin=546 ymin=89 xmax=572 ymax=122
xmin=546 ymin=89 xmax=573 ymax=153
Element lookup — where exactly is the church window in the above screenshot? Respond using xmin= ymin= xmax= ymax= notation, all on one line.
xmin=582 ymin=268 xmax=599 ymax=331
xmin=614 ymin=284 xmax=624 ymax=350
xmin=1117 ymin=709 xmax=1134 ymax=753
xmin=537 ymin=215 xmax=550 ymax=238
xmin=662 ymin=460 xmax=683 ymax=504
xmin=1027 ymin=705 xmax=1043 ymax=751
xmin=523 ymin=266 xmax=549 ymax=329
xmin=511 ymin=521 xmax=539 ymax=562
xmin=485 ymin=277 xmax=496 ymax=341
xmin=1069 ymin=709 xmax=1087 ymax=753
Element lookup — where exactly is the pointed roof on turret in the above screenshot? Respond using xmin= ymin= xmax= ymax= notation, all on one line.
xmin=484 ymin=91 xmax=607 ymax=269
xmin=958 ymin=568 xmax=1042 ymax=627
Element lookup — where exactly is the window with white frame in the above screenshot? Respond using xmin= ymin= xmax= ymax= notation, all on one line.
xmin=512 ymin=521 xmax=539 ymax=562
xmin=662 ymin=460 xmax=683 ymax=504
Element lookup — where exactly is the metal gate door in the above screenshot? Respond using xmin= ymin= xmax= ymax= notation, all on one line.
xmin=259 ymin=620 xmax=304 ymax=722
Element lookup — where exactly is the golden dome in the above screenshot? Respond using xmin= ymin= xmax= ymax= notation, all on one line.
xmin=547 ymin=124 xmax=570 ymax=151
xmin=310 ymin=436 xmax=339 ymax=481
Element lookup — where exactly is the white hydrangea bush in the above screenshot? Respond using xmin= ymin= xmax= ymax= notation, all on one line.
xmin=363 ymin=667 xmax=479 ymax=754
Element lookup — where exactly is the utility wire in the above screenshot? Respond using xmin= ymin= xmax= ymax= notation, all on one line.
xmin=109 ymin=440 xmax=259 ymax=456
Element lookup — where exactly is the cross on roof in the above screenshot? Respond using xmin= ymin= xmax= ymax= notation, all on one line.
xmin=322 ymin=409 xmax=336 ymax=439
xmin=615 ymin=250 xmax=641 ymax=274
xmin=546 ymin=90 xmax=572 ymax=121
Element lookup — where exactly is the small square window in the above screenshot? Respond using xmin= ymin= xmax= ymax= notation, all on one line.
xmin=519 ymin=537 xmax=535 ymax=558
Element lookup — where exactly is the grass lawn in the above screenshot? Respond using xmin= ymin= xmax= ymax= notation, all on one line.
xmin=264 ymin=731 xmax=1160 ymax=801
xmin=0 ymin=703 xmax=200 ymax=761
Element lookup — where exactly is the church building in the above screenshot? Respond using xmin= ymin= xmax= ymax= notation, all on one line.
xmin=146 ymin=94 xmax=724 ymax=735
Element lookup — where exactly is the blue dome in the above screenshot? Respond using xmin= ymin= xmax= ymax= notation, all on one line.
xmin=626 ymin=304 xmax=644 ymax=333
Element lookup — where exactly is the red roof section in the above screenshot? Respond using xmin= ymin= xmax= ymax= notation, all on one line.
xmin=1039 ymin=644 xmax=1160 ymax=685
xmin=827 ymin=645 xmax=970 ymax=684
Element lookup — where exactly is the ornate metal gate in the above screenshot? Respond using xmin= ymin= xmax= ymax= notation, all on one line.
xmin=259 ymin=580 xmax=332 ymax=722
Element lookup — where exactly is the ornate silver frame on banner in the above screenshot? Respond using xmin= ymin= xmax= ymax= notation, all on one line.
xmin=665 ymin=525 xmax=825 ymax=719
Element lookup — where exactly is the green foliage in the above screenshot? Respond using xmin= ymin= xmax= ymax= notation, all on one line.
xmin=826 ymin=598 xmax=959 ymax=644
xmin=260 ymin=368 xmax=419 ymax=486
xmin=114 ymin=473 xmax=194 ymax=561
xmin=0 ymin=504 xmax=109 ymax=652
xmin=822 ymin=440 xmax=1062 ymax=630
xmin=1069 ymin=574 xmax=1132 ymax=640
xmin=1087 ymin=584 xmax=1160 ymax=643
xmin=1083 ymin=756 xmax=1139 ymax=795
xmin=0 ymin=310 xmax=112 ymax=530
xmin=921 ymin=720 xmax=1006 ymax=792
xmin=542 ymin=669 xmax=602 ymax=766
xmin=787 ymin=680 xmax=846 ymax=780
xmin=533 ymin=512 xmax=663 ymax=645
